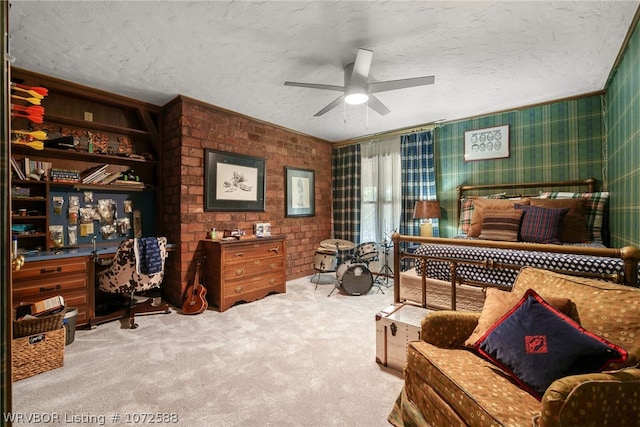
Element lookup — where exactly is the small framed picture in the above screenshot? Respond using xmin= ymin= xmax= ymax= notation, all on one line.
xmin=464 ymin=124 xmax=510 ymax=162
xmin=285 ymin=167 xmax=315 ymax=217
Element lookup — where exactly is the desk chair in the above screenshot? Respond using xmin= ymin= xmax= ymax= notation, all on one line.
xmin=95 ymin=237 xmax=170 ymax=328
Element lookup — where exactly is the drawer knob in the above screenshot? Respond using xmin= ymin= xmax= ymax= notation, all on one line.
xmin=235 ymin=268 xmax=245 ymax=276
xmin=40 ymin=267 xmax=62 ymax=275
xmin=234 ymin=252 xmax=245 ymax=258
xmin=40 ymin=284 xmax=62 ymax=293
xmin=269 ymin=246 xmax=280 ymax=254
xmin=234 ymin=286 xmax=243 ymax=294
xmin=269 ymin=263 xmax=277 ymax=269
xmin=268 ymin=279 xmax=276 ymax=285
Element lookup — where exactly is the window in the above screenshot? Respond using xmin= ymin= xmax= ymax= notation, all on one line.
xmin=360 ymin=139 xmax=402 ymax=245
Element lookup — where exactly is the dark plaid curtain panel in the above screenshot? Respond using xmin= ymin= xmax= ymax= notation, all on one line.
xmin=400 ymin=130 xmax=437 ymax=236
xmin=332 ymin=144 xmax=361 ymax=244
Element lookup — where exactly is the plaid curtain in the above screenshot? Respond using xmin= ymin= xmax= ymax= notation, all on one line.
xmin=332 ymin=144 xmax=361 ymax=244
xmin=400 ymin=131 xmax=438 ymax=236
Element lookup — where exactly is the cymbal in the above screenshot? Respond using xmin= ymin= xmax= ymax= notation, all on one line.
xmin=320 ymin=238 xmax=355 ymax=251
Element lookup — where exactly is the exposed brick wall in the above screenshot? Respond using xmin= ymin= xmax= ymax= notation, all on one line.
xmin=161 ymin=95 xmax=333 ymax=306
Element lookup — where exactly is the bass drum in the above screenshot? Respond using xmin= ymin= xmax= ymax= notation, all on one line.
xmin=336 ymin=261 xmax=373 ymax=296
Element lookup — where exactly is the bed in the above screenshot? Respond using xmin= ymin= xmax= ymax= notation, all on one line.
xmin=393 ymin=178 xmax=640 ymax=311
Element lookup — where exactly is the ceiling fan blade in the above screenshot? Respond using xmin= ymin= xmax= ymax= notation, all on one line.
xmin=351 ymin=48 xmax=373 ymax=82
xmin=369 ymin=76 xmax=435 ymax=93
xmin=314 ymin=95 xmax=345 ymax=117
xmin=284 ymin=81 xmax=344 ymax=92
xmin=367 ymin=94 xmax=391 ymax=116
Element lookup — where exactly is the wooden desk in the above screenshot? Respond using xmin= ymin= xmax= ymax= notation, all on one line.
xmin=201 ymin=236 xmax=286 ymax=311
xmin=12 ymin=253 xmax=94 ymax=326
xmin=12 ymin=243 xmax=175 ymax=328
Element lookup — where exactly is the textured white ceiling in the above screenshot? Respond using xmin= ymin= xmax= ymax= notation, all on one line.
xmin=8 ymin=1 xmax=639 ymax=142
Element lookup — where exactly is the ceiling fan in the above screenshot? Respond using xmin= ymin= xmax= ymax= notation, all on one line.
xmin=284 ymin=48 xmax=435 ymax=117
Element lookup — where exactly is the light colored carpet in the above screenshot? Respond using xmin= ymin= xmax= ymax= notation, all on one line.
xmin=12 ymin=275 xmax=404 ymax=426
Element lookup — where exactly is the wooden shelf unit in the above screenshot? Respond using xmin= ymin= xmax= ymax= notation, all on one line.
xmin=9 ymin=68 xmax=163 ymax=252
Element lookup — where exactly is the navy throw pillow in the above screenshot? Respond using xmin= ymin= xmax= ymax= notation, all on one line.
xmin=474 ymin=289 xmax=627 ymax=399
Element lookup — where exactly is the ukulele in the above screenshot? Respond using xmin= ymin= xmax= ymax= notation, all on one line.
xmin=182 ymin=257 xmax=208 ymax=315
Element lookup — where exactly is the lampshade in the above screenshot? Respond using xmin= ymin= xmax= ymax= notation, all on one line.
xmin=413 ymin=200 xmax=441 ymax=219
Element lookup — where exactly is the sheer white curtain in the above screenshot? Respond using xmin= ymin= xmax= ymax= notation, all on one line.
xmin=360 ymin=137 xmax=402 ymax=248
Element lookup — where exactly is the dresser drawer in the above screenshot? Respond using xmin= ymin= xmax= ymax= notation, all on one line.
xmin=222 ymin=257 xmax=285 ymax=281
xmin=13 ymin=257 xmax=89 ymax=281
xmin=224 ymin=273 xmax=285 ymax=301
xmin=222 ymin=241 xmax=284 ymax=263
xmin=224 ymin=272 xmax=284 ymax=296
xmin=12 ymin=272 xmax=89 ymax=302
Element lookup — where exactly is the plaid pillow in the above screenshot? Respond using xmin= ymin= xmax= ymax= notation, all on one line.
xmin=538 ymin=192 xmax=609 ymax=243
xmin=457 ymin=193 xmax=506 ymax=236
xmin=515 ymin=204 xmax=569 ymax=244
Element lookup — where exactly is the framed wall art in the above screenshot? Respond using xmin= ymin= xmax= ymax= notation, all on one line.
xmin=285 ymin=167 xmax=315 ymax=217
xmin=204 ymin=149 xmax=266 ymax=211
xmin=464 ymin=124 xmax=510 ymax=162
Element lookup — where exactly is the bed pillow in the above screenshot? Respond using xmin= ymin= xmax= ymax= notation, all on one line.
xmin=465 ymin=288 xmax=572 ymax=347
xmin=457 ymin=193 xmax=506 ymax=236
xmin=530 ymin=198 xmax=589 ymax=243
xmin=477 ymin=209 xmax=523 ymax=242
xmin=468 ymin=198 xmax=530 ymax=238
xmin=538 ymin=192 xmax=609 ymax=244
xmin=474 ymin=289 xmax=628 ymax=400
xmin=515 ymin=204 xmax=569 ymax=244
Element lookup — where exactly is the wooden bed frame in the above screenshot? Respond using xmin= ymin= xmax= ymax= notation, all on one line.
xmin=393 ymin=178 xmax=640 ymax=307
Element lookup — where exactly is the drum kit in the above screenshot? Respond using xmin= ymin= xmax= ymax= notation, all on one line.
xmin=312 ymin=238 xmax=393 ymax=297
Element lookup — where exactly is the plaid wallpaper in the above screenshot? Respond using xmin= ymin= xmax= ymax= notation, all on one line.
xmin=605 ymin=18 xmax=640 ymax=248
xmin=435 ymin=96 xmax=605 ymax=238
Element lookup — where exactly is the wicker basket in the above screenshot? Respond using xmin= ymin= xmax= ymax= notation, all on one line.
xmin=12 ymin=327 xmax=65 ymax=381
xmin=13 ymin=311 xmax=64 ymax=339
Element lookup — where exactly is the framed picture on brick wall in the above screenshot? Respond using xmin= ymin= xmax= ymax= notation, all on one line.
xmin=205 ymin=149 xmax=265 ymax=211
xmin=285 ymin=167 xmax=315 ymax=217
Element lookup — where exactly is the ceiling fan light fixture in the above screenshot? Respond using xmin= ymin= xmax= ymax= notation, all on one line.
xmin=344 ymin=92 xmax=369 ymax=105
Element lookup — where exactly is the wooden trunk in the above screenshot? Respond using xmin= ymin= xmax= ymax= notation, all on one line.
xmin=375 ymin=303 xmax=431 ymax=372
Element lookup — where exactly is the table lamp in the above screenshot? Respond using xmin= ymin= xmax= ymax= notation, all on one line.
xmin=413 ymin=200 xmax=441 ymax=237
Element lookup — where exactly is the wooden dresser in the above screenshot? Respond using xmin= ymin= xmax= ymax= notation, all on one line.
xmin=12 ymin=255 xmax=93 ymax=326
xmin=201 ymin=236 xmax=286 ymax=312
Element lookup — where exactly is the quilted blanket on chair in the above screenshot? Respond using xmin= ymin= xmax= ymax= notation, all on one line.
xmin=134 ymin=237 xmax=162 ymax=275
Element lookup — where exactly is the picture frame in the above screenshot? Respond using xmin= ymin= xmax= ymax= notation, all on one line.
xmin=204 ymin=149 xmax=266 ymax=211
xmin=285 ymin=167 xmax=315 ymax=217
xmin=464 ymin=124 xmax=510 ymax=162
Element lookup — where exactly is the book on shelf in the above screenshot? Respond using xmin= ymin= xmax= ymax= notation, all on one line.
xmin=50 ymin=168 xmax=81 ymax=183
xmin=113 ymin=179 xmax=145 ymax=187
xmin=80 ymin=164 xmax=108 ymax=183
xmin=10 ymin=156 xmax=26 ymax=180
xmin=22 ymin=156 xmax=30 ymax=176
xmin=97 ymin=172 xmax=122 ymax=185
xmin=84 ymin=169 xmax=111 ymax=184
